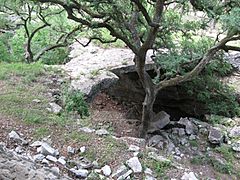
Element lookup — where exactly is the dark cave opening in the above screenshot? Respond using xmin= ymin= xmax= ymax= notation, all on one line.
xmin=107 ymin=69 xmax=207 ymax=121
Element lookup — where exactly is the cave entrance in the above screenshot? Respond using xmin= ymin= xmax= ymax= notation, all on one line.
xmin=106 ymin=70 xmax=207 ymax=121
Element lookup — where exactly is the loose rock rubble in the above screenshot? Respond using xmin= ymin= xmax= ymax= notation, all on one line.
xmin=2 ymin=109 xmax=240 ymax=179
xmin=0 ymin=144 xmax=70 ymax=180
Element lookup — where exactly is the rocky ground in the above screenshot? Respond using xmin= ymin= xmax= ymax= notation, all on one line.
xmin=0 ymin=43 xmax=240 ymax=180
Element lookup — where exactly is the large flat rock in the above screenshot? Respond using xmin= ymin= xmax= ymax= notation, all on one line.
xmin=60 ymin=39 xmax=154 ymax=100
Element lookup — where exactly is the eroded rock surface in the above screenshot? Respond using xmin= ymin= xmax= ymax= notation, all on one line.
xmin=59 ymin=39 xmax=154 ymax=101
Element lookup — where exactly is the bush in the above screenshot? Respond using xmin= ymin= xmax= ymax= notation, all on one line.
xmin=183 ymin=66 xmax=240 ymax=117
xmin=63 ymin=90 xmax=89 ymax=118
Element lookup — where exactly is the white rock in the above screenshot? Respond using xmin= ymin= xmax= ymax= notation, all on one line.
xmin=48 ymin=102 xmax=62 ymax=114
xmin=229 ymin=126 xmax=240 ymax=138
xmin=70 ymin=168 xmax=89 ymax=178
xmin=58 ymin=157 xmax=66 ymax=165
xmin=8 ymin=131 xmax=28 ymax=145
xmin=15 ymin=146 xmax=23 ymax=154
xmin=189 ymin=135 xmax=196 ymax=140
xmin=128 ymin=145 xmax=140 ymax=152
xmin=40 ymin=142 xmax=58 ymax=156
xmin=144 ymin=168 xmax=153 ymax=175
xmin=33 ymin=154 xmax=45 ymax=162
xmin=79 ymin=127 xmax=96 ymax=133
xmin=112 ymin=165 xmax=128 ymax=178
xmin=117 ymin=170 xmax=133 ymax=180
xmin=46 ymin=155 xmax=58 ymax=162
xmin=95 ymin=129 xmax=109 ymax=136
xmin=232 ymin=141 xmax=240 ymax=152
xmin=92 ymin=160 xmax=99 ymax=168
xmin=30 ymin=141 xmax=42 ymax=147
xmin=181 ymin=172 xmax=198 ymax=180
xmin=133 ymin=152 xmax=139 ymax=157
xmin=67 ymin=146 xmax=75 ymax=154
xmin=42 ymin=158 xmax=49 ymax=165
xmin=126 ymin=157 xmax=142 ymax=173
xmin=9 ymin=130 xmax=21 ymax=140
xmin=37 ymin=147 xmax=42 ymax=153
xmin=101 ymin=165 xmax=112 ymax=176
xmin=80 ymin=146 xmax=86 ymax=153
xmin=32 ymin=99 xmax=41 ymax=103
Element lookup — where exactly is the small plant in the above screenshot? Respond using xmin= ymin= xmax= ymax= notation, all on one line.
xmin=215 ymin=145 xmax=234 ymax=163
xmin=63 ymin=89 xmax=89 ymax=118
xmin=211 ymin=159 xmax=233 ymax=175
xmin=208 ymin=115 xmax=225 ymax=125
xmin=121 ymin=60 xmax=128 ymax=65
xmin=90 ymin=69 xmax=100 ymax=77
xmin=189 ymin=140 xmax=198 ymax=147
xmin=191 ymin=155 xmax=209 ymax=165
xmin=152 ymin=160 xmax=171 ymax=177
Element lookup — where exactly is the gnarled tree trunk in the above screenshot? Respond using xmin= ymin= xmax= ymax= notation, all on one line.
xmin=135 ymin=55 xmax=156 ymax=137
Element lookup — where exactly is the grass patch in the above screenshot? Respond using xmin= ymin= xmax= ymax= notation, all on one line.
xmin=214 ymin=145 xmax=234 ymax=163
xmin=83 ymin=148 xmax=97 ymax=162
xmin=191 ymin=153 xmax=237 ymax=176
xmin=34 ymin=127 xmax=50 ymax=139
xmin=144 ymin=159 xmax=171 ymax=179
xmin=0 ymin=62 xmax=45 ymax=81
xmin=211 ymin=159 xmax=234 ymax=175
xmin=0 ymin=62 xmax=75 ymax=128
xmin=191 ymin=155 xmax=209 ymax=165
xmin=189 ymin=140 xmax=198 ymax=147
xmin=67 ymin=131 xmax=91 ymax=142
xmin=98 ymin=136 xmax=127 ymax=165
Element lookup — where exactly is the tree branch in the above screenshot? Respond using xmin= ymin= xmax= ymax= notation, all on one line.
xmin=131 ymin=0 xmax=158 ymax=27
xmin=75 ymin=37 xmax=118 ymax=47
xmin=156 ymin=35 xmax=240 ymax=91
xmin=222 ymin=45 xmax=240 ymax=52
xmin=37 ymin=0 xmax=139 ymax=54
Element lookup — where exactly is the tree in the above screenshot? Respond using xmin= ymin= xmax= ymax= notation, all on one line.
xmin=0 ymin=0 xmax=80 ymax=63
xmin=35 ymin=0 xmax=240 ymax=137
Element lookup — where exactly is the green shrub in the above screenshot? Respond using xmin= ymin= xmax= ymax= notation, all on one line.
xmin=183 ymin=73 xmax=239 ymax=117
xmin=63 ymin=90 xmax=89 ymax=117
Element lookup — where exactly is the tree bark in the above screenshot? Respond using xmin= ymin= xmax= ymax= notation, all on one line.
xmin=134 ymin=55 xmax=156 ymax=137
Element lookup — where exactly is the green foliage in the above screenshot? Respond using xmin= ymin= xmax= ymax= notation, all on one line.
xmin=184 ymin=73 xmax=239 ymax=117
xmin=221 ymin=7 xmax=240 ymax=35
xmin=147 ymin=159 xmax=171 ymax=178
xmin=208 ymin=115 xmax=225 ymax=125
xmin=211 ymin=159 xmax=233 ymax=175
xmin=191 ymin=155 xmax=208 ymax=165
xmin=215 ymin=145 xmax=234 ymax=163
xmin=63 ymin=90 xmax=89 ymax=118
xmin=155 ymin=22 xmax=239 ymax=118
xmin=0 ymin=1 xmax=77 ymax=64
xmin=40 ymin=48 xmax=69 ymax=65
xmin=0 ymin=33 xmax=13 ymax=62
xmin=156 ymin=36 xmax=214 ymax=79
